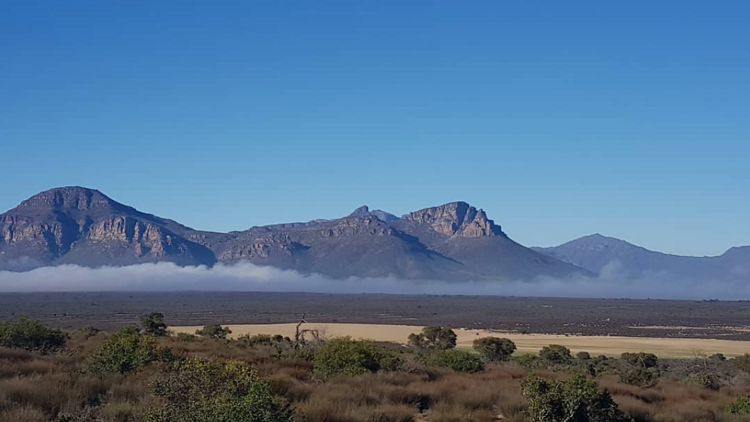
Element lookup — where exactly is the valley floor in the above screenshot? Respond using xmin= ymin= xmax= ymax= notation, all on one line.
xmin=171 ymin=322 xmax=750 ymax=358
xmin=3 ymin=291 xmax=750 ymax=340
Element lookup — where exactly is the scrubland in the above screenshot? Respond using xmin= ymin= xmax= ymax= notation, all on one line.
xmin=2 ymin=317 xmax=750 ymax=422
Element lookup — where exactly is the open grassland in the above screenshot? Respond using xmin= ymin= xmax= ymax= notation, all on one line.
xmin=171 ymin=323 xmax=750 ymax=358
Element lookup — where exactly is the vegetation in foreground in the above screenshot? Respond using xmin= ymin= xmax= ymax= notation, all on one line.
xmin=1 ymin=319 xmax=750 ymax=422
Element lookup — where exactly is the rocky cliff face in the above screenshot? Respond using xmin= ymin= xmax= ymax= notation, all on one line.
xmin=402 ymin=202 xmax=504 ymax=237
xmin=15 ymin=187 xmax=120 ymax=212
xmin=215 ymin=232 xmax=304 ymax=261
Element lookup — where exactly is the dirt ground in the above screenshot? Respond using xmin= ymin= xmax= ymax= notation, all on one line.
xmin=171 ymin=322 xmax=750 ymax=358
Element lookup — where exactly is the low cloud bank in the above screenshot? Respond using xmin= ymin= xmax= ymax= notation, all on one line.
xmin=0 ymin=261 xmax=748 ymax=300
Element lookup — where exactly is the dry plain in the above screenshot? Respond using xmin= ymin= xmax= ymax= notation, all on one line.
xmin=171 ymin=322 xmax=750 ymax=358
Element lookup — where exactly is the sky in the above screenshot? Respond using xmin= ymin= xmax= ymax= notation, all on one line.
xmin=1 ymin=1 xmax=748 ymax=257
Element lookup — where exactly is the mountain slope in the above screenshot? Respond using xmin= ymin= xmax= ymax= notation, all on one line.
xmin=0 ymin=187 xmax=219 ymax=268
xmin=215 ymin=214 xmax=469 ymax=280
xmin=533 ymin=234 xmax=750 ymax=282
xmin=393 ymin=202 xmax=590 ymax=280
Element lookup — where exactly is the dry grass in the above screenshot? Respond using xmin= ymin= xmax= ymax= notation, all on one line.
xmin=170 ymin=323 xmax=750 ymax=358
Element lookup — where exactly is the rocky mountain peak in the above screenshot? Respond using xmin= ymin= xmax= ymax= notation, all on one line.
xmin=16 ymin=187 xmax=120 ymax=212
xmin=349 ymin=205 xmax=370 ymax=216
xmin=348 ymin=205 xmax=399 ymax=223
xmin=403 ymin=201 xmax=503 ymax=237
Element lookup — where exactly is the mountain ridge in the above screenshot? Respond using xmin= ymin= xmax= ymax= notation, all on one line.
xmin=532 ymin=234 xmax=750 ymax=282
xmin=0 ymin=187 xmax=588 ymax=281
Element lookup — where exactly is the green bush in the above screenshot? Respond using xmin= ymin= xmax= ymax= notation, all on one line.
xmin=313 ymin=337 xmax=402 ymax=379
xmin=407 ymin=326 xmax=457 ymax=350
xmin=238 ymin=334 xmax=291 ymax=347
xmin=682 ymin=372 xmax=721 ymax=390
xmin=196 ymin=324 xmax=232 ymax=339
xmin=726 ymin=396 xmax=750 ymax=415
xmin=0 ymin=318 xmax=67 ymax=353
xmin=577 ymin=351 xmax=591 ymax=360
xmin=290 ymin=346 xmax=317 ymax=362
xmin=522 ymin=374 xmax=626 ymax=422
xmin=421 ymin=349 xmax=485 ymax=373
xmin=472 ymin=337 xmax=516 ymax=362
xmin=621 ymin=352 xmax=658 ymax=369
xmin=619 ymin=367 xmax=660 ymax=388
xmin=90 ymin=327 xmax=169 ymax=374
xmin=539 ymin=344 xmax=573 ymax=365
xmin=513 ymin=354 xmax=546 ymax=370
xmin=140 ymin=313 xmax=168 ymax=337
xmin=145 ymin=358 xmax=294 ymax=422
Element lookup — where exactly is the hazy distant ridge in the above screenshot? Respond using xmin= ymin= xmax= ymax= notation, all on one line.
xmin=532 ymin=234 xmax=750 ymax=283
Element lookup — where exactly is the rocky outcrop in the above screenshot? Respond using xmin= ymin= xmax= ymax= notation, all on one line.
xmin=402 ymin=202 xmax=504 ymax=237
xmin=16 ymin=186 xmax=116 ymax=211
xmin=348 ymin=206 xmax=399 ymax=222
xmin=216 ymin=233 xmax=303 ymax=261
xmin=321 ymin=216 xmax=396 ymax=237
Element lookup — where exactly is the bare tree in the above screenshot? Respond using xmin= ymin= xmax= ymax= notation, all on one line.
xmin=294 ymin=313 xmax=320 ymax=348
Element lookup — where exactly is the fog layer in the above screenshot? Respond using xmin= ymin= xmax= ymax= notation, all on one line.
xmin=0 ymin=261 xmax=748 ymax=300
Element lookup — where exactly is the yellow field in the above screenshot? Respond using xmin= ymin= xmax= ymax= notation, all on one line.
xmin=170 ymin=323 xmax=750 ymax=358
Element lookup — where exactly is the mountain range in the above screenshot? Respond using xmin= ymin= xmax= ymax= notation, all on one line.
xmin=1 ymin=187 xmax=747 ymax=284
xmin=0 ymin=187 xmax=585 ymax=281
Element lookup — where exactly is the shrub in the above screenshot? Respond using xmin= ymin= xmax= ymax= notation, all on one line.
xmin=238 ymin=334 xmax=291 ymax=347
xmin=619 ymin=367 xmax=659 ymax=388
xmin=621 ymin=352 xmax=658 ymax=369
xmin=682 ymin=372 xmax=721 ymax=390
xmin=140 ymin=313 xmax=168 ymax=337
xmin=709 ymin=353 xmax=726 ymax=362
xmin=0 ymin=318 xmax=67 ymax=353
xmin=196 ymin=324 xmax=232 ymax=339
xmin=145 ymin=358 xmax=294 ymax=422
xmin=577 ymin=351 xmax=591 ymax=360
xmin=290 ymin=346 xmax=317 ymax=362
xmin=313 ymin=337 xmax=401 ymax=379
xmin=174 ymin=332 xmax=196 ymax=342
xmin=82 ymin=326 xmax=102 ymax=339
xmin=90 ymin=327 xmax=168 ymax=374
xmin=726 ymin=396 xmax=750 ymax=415
xmin=421 ymin=349 xmax=485 ymax=373
xmin=513 ymin=354 xmax=545 ymax=370
xmin=522 ymin=374 xmax=626 ymax=422
xmin=407 ymin=326 xmax=457 ymax=350
xmin=472 ymin=337 xmax=516 ymax=362
xmin=732 ymin=354 xmax=750 ymax=372
xmin=539 ymin=345 xmax=572 ymax=365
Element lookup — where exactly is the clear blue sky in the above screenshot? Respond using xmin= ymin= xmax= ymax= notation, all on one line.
xmin=1 ymin=1 xmax=748 ymax=257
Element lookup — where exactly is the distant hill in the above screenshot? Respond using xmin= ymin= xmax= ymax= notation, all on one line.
xmin=532 ymin=234 xmax=750 ymax=282
xmin=0 ymin=187 xmax=589 ymax=281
